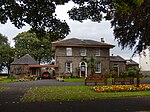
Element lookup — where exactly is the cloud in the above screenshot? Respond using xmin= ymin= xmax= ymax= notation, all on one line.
xmin=0 ymin=20 xmax=30 ymax=46
xmin=0 ymin=1 xmax=139 ymax=63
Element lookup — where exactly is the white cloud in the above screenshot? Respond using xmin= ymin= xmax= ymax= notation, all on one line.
xmin=0 ymin=2 xmax=139 ymax=63
xmin=0 ymin=20 xmax=30 ymax=46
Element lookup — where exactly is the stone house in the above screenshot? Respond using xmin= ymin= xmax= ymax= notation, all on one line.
xmin=126 ymin=59 xmax=139 ymax=70
xmin=10 ymin=54 xmax=39 ymax=78
xmin=52 ymin=38 xmax=115 ymax=77
xmin=110 ymin=55 xmax=126 ymax=76
xmin=110 ymin=55 xmax=139 ymax=76
xmin=10 ymin=54 xmax=57 ymax=78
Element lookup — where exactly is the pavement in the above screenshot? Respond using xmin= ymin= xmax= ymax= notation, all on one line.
xmin=0 ymin=78 xmax=150 ymax=112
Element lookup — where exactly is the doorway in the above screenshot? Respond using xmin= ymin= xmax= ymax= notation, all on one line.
xmin=79 ymin=62 xmax=87 ymax=77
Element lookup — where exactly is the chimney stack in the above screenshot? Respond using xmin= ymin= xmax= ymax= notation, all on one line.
xmin=101 ymin=38 xmax=105 ymax=43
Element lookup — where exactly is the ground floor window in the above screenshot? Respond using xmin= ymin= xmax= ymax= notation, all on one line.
xmin=95 ymin=62 xmax=101 ymax=73
xmin=66 ymin=62 xmax=72 ymax=73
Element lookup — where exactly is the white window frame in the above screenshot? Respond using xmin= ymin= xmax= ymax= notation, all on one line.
xmin=66 ymin=47 xmax=72 ymax=56
xmin=66 ymin=62 xmax=72 ymax=73
xmin=95 ymin=62 xmax=101 ymax=73
xmin=95 ymin=49 xmax=100 ymax=56
xmin=80 ymin=48 xmax=86 ymax=56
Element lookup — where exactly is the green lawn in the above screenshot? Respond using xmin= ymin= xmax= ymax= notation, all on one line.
xmin=0 ymin=77 xmax=17 ymax=83
xmin=0 ymin=87 xmax=6 ymax=92
xmin=21 ymin=86 xmax=150 ymax=102
xmin=64 ymin=78 xmax=113 ymax=82
xmin=64 ymin=78 xmax=85 ymax=82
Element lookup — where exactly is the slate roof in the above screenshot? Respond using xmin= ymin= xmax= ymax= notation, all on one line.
xmin=11 ymin=54 xmax=38 ymax=65
xmin=110 ymin=55 xmax=126 ymax=62
xmin=52 ymin=38 xmax=115 ymax=48
xmin=126 ymin=59 xmax=139 ymax=65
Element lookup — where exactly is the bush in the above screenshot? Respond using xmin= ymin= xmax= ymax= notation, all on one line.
xmin=128 ymin=70 xmax=137 ymax=77
xmin=120 ymin=71 xmax=128 ymax=77
xmin=110 ymin=70 xmax=118 ymax=77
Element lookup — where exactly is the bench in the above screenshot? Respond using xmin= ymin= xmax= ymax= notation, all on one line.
xmin=85 ymin=76 xmax=107 ymax=85
xmin=112 ymin=77 xmax=134 ymax=85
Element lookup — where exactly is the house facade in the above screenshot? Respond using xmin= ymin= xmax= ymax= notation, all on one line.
xmin=110 ymin=55 xmax=127 ymax=77
xmin=10 ymin=54 xmax=57 ymax=79
xmin=52 ymin=38 xmax=115 ymax=77
xmin=10 ymin=54 xmax=40 ymax=78
xmin=126 ymin=59 xmax=139 ymax=70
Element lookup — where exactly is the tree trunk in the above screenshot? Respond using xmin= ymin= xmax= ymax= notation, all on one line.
xmin=136 ymin=73 xmax=140 ymax=87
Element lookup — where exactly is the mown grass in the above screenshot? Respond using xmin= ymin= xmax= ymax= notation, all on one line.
xmin=0 ymin=77 xmax=17 ymax=83
xmin=64 ymin=78 xmax=113 ymax=82
xmin=0 ymin=87 xmax=6 ymax=92
xmin=21 ymin=86 xmax=150 ymax=102
xmin=64 ymin=78 xmax=85 ymax=82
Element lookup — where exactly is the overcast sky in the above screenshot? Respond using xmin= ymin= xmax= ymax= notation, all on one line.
xmin=0 ymin=2 xmax=139 ymax=63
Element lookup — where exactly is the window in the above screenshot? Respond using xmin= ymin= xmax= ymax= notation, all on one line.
xmin=95 ymin=49 xmax=100 ymax=56
xmin=80 ymin=48 xmax=86 ymax=56
xmin=66 ymin=48 xmax=72 ymax=56
xmin=113 ymin=64 xmax=119 ymax=73
xmin=66 ymin=62 xmax=72 ymax=73
xmin=95 ymin=62 xmax=101 ymax=73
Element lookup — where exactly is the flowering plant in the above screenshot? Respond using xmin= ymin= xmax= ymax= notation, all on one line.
xmin=93 ymin=84 xmax=150 ymax=92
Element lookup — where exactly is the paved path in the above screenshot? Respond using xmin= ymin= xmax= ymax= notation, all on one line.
xmin=0 ymin=78 xmax=150 ymax=112
xmin=0 ymin=79 xmax=84 ymax=87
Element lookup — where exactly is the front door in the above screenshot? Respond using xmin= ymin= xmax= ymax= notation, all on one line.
xmin=80 ymin=62 xmax=87 ymax=77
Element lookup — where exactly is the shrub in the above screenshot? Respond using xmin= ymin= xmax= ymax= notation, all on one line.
xmin=128 ymin=70 xmax=136 ymax=77
xmin=110 ymin=70 xmax=118 ymax=77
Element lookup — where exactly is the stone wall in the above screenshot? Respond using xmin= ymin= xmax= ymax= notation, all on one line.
xmin=55 ymin=46 xmax=110 ymax=77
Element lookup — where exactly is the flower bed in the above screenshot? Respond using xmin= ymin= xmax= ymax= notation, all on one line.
xmin=93 ymin=84 xmax=150 ymax=92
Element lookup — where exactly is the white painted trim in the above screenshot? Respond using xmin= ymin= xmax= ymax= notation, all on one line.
xmin=79 ymin=61 xmax=87 ymax=77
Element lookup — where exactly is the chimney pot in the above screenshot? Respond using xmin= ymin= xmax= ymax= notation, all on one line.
xmin=101 ymin=38 xmax=105 ymax=43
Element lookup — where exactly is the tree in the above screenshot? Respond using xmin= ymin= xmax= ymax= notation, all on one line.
xmin=13 ymin=30 xmax=61 ymax=64
xmin=0 ymin=34 xmax=14 ymax=74
xmin=88 ymin=57 xmax=96 ymax=76
xmin=110 ymin=0 xmax=149 ymax=54
xmin=68 ymin=0 xmax=145 ymax=54
xmin=1 ymin=0 xmax=145 ymax=53
xmin=0 ymin=0 xmax=70 ymax=37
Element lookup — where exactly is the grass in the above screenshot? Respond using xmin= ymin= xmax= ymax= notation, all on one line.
xmin=64 ymin=78 xmax=113 ymax=82
xmin=64 ymin=78 xmax=85 ymax=82
xmin=21 ymin=86 xmax=150 ymax=102
xmin=0 ymin=77 xmax=17 ymax=83
xmin=0 ymin=87 xmax=6 ymax=92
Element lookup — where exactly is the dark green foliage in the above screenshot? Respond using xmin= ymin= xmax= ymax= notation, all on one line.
xmin=68 ymin=0 xmax=146 ymax=54
xmin=88 ymin=57 xmax=96 ymax=75
xmin=111 ymin=0 xmax=150 ymax=54
xmin=128 ymin=70 xmax=136 ymax=77
xmin=13 ymin=30 xmax=63 ymax=64
xmin=0 ymin=0 xmax=70 ymax=37
xmin=1 ymin=0 xmax=146 ymax=54
xmin=0 ymin=34 xmax=14 ymax=73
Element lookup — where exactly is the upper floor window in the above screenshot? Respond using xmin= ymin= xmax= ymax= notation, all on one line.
xmin=66 ymin=48 xmax=72 ymax=56
xmin=95 ymin=49 xmax=100 ymax=56
xmin=95 ymin=62 xmax=101 ymax=73
xmin=66 ymin=62 xmax=72 ymax=73
xmin=80 ymin=48 xmax=86 ymax=56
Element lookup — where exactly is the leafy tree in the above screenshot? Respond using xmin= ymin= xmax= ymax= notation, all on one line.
xmin=1 ymin=0 xmax=143 ymax=46
xmin=68 ymin=0 xmax=145 ymax=54
xmin=13 ymin=30 xmax=60 ymax=64
xmin=88 ymin=57 xmax=96 ymax=76
xmin=1 ymin=0 xmax=146 ymax=53
xmin=0 ymin=0 xmax=70 ymax=37
xmin=0 ymin=34 xmax=14 ymax=74
xmin=0 ymin=33 xmax=8 ymax=45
